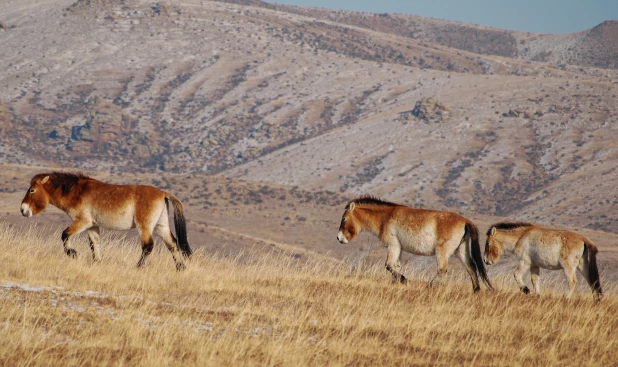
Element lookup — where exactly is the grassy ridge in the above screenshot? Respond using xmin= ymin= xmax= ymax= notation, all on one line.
xmin=0 ymin=223 xmax=616 ymax=366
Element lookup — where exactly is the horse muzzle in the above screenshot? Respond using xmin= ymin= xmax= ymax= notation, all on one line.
xmin=483 ymin=257 xmax=493 ymax=266
xmin=20 ymin=204 xmax=33 ymax=218
xmin=337 ymin=231 xmax=348 ymax=244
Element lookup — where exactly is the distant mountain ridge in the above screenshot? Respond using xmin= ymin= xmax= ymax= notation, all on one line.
xmin=229 ymin=0 xmax=618 ymax=69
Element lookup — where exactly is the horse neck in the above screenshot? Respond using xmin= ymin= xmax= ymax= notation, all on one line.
xmin=496 ymin=227 xmax=530 ymax=251
xmin=44 ymin=182 xmax=72 ymax=212
xmin=354 ymin=206 xmax=392 ymax=236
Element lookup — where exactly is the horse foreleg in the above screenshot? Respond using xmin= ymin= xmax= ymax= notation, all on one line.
xmin=87 ymin=227 xmax=101 ymax=262
xmin=513 ymin=261 xmax=531 ymax=294
xmin=385 ymin=241 xmax=406 ymax=284
xmin=61 ymin=219 xmax=91 ymax=258
xmin=530 ymin=265 xmax=541 ymax=296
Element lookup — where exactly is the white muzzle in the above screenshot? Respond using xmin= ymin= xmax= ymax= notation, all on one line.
xmin=337 ymin=231 xmax=348 ymax=244
xmin=20 ymin=203 xmax=33 ymax=218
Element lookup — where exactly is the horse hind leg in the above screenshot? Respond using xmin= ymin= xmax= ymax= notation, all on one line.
xmin=456 ymin=240 xmax=480 ymax=292
xmin=155 ymin=223 xmax=186 ymax=271
xmin=137 ymin=231 xmax=154 ymax=268
xmin=530 ymin=265 xmax=541 ymax=296
xmin=87 ymin=227 xmax=101 ymax=262
xmin=562 ymin=256 xmax=580 ymax=299
xmin=430 ymin=239 xmax=457 ymax=288
xmin=577 ymin=254 xmax=602 ymax=301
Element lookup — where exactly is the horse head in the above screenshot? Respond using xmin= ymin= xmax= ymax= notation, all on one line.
xmin=21 ymin=175 xmax=50 ymax=217
xmin=337 ymin=201 xmax=360 ymax=244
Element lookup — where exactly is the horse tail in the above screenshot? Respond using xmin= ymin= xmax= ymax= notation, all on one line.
xmin=584 ymin=240 xmax=602 ymax=299
xmin=165 ymin=193 xmax=192 ymax=258
xmin=466 ymin=221 xmax=493 ymax=290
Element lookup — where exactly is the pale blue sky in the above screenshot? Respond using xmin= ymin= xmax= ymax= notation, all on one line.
xmin=265 ymin=0 xmax=618 ymax=34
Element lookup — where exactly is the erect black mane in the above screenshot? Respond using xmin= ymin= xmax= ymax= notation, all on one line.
xmin=50 ymin=171 xmax=90 ymax=195
xmin=347 ymin=196 xmax=399 ymax=209
xmin=486 ymin=222 xmax=534 ymax=236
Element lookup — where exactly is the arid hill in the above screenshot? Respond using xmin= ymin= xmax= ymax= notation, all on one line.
xmin=246 ymin=1 xmax=618 ymax=69
xmin=1 ymin=0 xmax=618 ymax=248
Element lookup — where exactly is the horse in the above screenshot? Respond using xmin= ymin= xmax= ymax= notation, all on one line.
xmin=483 ymin=222 xmax=602 ymax=301
xmin=20 ymin=172 xmax=193 ymax=270
xmin=337 ymin=196 xmax=492 ymax=292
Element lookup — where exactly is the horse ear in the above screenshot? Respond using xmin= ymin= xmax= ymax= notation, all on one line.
xmin=41 ymin=176 xmax=49 ymax=184
xmin=490 ymin=227 xmax=496 ymax=236
xmin=348 ymin=202 xmax=355 ymax=211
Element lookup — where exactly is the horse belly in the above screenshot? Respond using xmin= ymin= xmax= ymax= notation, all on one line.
xmin=93 ymin=209 xmax=135 ymax=230
xmin=529 ymin=247 xmax=562 ymax=270
xmin=398 ymin=229 xmax=436 ymax=256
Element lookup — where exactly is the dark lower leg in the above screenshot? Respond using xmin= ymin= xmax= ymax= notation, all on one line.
xmin=386 ymin=264 xmax=407 ymax=283
xmin=62 ymin=229 xmax=77 ymax=258
xmin=137 ymin=238 xmax=154 ymax=267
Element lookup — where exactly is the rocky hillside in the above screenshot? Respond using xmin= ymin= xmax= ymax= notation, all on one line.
xmin=517 ymin=20 xmax=618 ymax=69
xmin=1 ymin=0 xmax=618 ymax=237
xmin=252 ymin=1 xmax=618 ymax=70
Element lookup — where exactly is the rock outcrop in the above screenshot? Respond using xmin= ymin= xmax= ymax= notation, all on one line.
xmin=67 ymin=97 xmax=126 ymax=153
xmin=399 ymin=98 xmax=450 ymax=123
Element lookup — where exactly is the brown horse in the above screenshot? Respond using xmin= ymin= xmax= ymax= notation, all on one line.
xmin=484 ymin=222 xmax=602 ymax=301
xmin=20 ymin=172 xmax=192 ymax=270
xmin=337 ymin=197 xmax=492 ymax=292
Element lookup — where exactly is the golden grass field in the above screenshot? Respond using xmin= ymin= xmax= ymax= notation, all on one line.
xmin=0 ymin=223 xmax=617 ymax=367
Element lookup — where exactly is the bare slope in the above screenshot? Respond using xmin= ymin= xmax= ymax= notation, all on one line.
xmin=256 ymin=1 xmax=618 ymax=69
xmin=1 ymin=0 xmax=618 ymax=236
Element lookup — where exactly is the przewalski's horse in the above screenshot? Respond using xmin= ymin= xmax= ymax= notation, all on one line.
xmin=20 ymin=172 xmax=193 ymax=270
xmin=484 ymin=222 xmax=602 ymax=301
xmin=337 ymin=197 xmax=492 ymax=292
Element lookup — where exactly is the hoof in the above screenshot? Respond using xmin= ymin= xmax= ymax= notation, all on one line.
xmin=65 ymin=249 xmax=77 ymax=258
xmin=400 ymin=275 xmax=408 ymax=284
xmin=473 ymin=286 xmax=481 ymax=293
xmin=176 ymin=263 xmax=186 ymax=271
xmin=521 ymin=286 xmax=530 ymax=295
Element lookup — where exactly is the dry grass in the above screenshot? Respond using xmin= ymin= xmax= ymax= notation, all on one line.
xmin=0 ymin=223 xmax=616 ymax=366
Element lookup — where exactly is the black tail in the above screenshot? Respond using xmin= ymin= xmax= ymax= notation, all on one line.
xmin=466 ymin=222 xmax=493 ymax=290
xmin=584 ymin=241 xmax=602 ymax=298
xmin=166 ymin=194 xmax=193 ymax=258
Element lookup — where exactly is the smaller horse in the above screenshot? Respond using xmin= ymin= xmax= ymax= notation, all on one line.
xmin=20 ymin=172 xmax=193 ymax=270
xmin=337 ymin=196 xmax=492 ymax=292
xmin=484 ymin=222 xmax=602 ymax=301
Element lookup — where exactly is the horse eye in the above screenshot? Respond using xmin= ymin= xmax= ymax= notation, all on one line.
xmin=29 ymin=189 xmax=35 ymax=194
